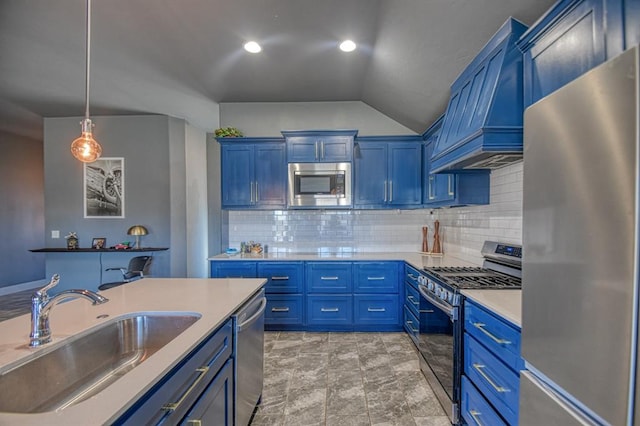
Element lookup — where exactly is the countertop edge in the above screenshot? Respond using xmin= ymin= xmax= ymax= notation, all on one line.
xmin=461 ymin=289 xmax=522 ymax=328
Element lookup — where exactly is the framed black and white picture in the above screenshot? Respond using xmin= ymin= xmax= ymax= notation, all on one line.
xmin=84 ymin=157 xmax=125 ymax=218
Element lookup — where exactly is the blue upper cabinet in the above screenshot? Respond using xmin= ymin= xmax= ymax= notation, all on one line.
xmin=354 ymin=136 xmax=422 ymax=209
xmin=282 ymin=130 xmax=357 ymax=162
xmin=431 ymin=18 xmax=529 ymax=173
xmin=517 ymin=0 xmax=626 ymax=107
xmin=219 ymin=138 xmax=286 ymax=209
xmin=423 ymin=116 xmax=490 ymax=208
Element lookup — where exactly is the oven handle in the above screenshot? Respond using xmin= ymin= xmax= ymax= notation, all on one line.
xmin=418 ymin=284 xmax=455 ymax=320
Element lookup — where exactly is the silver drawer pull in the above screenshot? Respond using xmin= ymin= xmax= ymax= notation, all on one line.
xmin=186 ymin=420 xmax=202 ymax=426
xmin=271 ymin=307 xmax=290 ymax=312
xmin=473 ymin=322 xmax=511 ymax=345
xmin=321 ymin=307 xmax=339 ymax=312
xmin=367 ymin=276 xmax=385 ymax=281
xmin=271 ymin=276 xmax=290 ymax=280
xmin=420 ymin=309 xmax=435 ymax=313
xmin=367 ymin=307 xmax=386 ymax=312
xmin=472 ymin=363 xmax=509 ymax=393
xmin=407 ymin=273 xmax=417 ymax=280
xmin=320 ymin=276 xmax=339 ymax=280
xmin=469 ymin=410 xmax=484 ymax=426
xmin=162 ymin=366 xmax=210 ymax=411
xmin=405 ymin=320 xmax=418 ymax=333
xmin=407 ymin=295 xmax=420 ymax=306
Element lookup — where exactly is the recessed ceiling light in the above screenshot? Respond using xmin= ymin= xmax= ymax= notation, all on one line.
xmin=244 ymin=41 xmax=262 ymax=53
xmin=339 ymin=40 xmax=356 ymax=52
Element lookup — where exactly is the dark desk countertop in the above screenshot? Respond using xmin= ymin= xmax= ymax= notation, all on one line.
xmin=30 ymin=247 xmax=169 ymax=252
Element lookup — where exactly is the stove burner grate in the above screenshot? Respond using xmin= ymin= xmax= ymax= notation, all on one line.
xmin=423 ymin=266 xmax=521 ymax=290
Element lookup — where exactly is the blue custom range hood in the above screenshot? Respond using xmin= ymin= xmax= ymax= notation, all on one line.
xmin=430 ymin=18 xmax=528 ymax=173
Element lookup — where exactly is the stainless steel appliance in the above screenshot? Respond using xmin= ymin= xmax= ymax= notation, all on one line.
xmin=521 ymin=46 xmax=639 ymax=425
xmin=234 ymin=288 xmax=267 ymax=426
xmin=419 ymin=241 xmax=522 ymax=424
xmin=287 ymin=162 xmax=352 ymax=208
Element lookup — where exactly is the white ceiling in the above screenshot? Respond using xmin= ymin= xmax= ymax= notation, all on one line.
xmin=0 ymin=0 xmax=555 ymax=140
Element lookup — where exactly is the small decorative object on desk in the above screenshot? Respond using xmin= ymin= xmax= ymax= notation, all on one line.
xmin=91 ymin=237 xmax=107 ymax=249
xmin=65 ymin=232 xmax=78 ymax=250
xmin=431 ymin=220 xmax=443 ymax=255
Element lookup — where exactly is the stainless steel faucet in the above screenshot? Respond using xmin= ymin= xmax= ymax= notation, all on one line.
xmin=29 ymin=274 xmax=109 ymax=347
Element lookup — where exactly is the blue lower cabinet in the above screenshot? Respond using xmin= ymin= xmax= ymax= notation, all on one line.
xmin=306 ymin=262 xmax=352 ymax=293
xmin=265 ymin=295 xmax=304 ymax=328
xmin=353 ymin=262 xmax=399 ymax=293
xmin=464 ymin=333 xmax=519 ymax=425
xmin=354 ymin=295 xmax=399 ymax=326
xmin=210 ymin=262 xmax=257 ymax=278
xmin=403 ymin=306 xmax=420 ymax=346
xmin=181 ymin=358 xmax=234 ymax=426
xmin=258 ymin=262 xmax=304 ymax=293
xmin=306 ymin=296 xmax=352 ymax=329
xmin=461 ymin=375 xmax=507 ymax=426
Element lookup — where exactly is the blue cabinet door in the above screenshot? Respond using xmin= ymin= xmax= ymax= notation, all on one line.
xmin=354 ymin=142 xmax=387 ymax=206
xmin=221 ymin=144 xmax=254 ymax=207
xmin=626 ymin=0 xmax=640 ymax=48
xmin=518 ymin=0 xmax=613 ymax=106
xmin=283 ymin=130 xmax=356 ymax=162
xmin=306 ymin=295 xmax=352 ymax=327
xmin=181 ymin=358 xmax=234 ymax=426
xmin=388 ymin=143 xmax=422 ymax=206
xmin=257 ymin=262 xmax=304 ymax=293
xmin=320 ymin=136 xmax=353 ymax=162
xmin=353 ymin=262 xmax=400 ymax=293
xmin=285 ymin=136 xmax=319 ymax=162
xmin=354 ymin=295 xmax=399 ymax=326
xmin=254 ymin=143 xmax=286 ymax=207
xmin=265 ymin=295 xmax=304 ymax=326
xmin=306 ymin=262 xmax=352 ymax=293
xmin=210 ymin=262 xmax=257 ymax=278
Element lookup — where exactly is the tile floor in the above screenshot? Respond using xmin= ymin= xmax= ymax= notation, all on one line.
xmin=252 ymin=331 xmax=450 ymax=426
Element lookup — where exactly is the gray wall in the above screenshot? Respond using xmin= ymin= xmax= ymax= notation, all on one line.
xmin=219 ymin=101 xmax=416 ymax=136
xmin=43 ymin=115 xmax=208 ymax=292
xmin=0 ymin=130 xmax=45 ymax=288
xmin=185 ymin=123 xmax=209 ymax=277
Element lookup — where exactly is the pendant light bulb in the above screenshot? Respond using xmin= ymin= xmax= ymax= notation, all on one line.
xmin=71 ymin=118 xmax=102 ymax=162
xmin=71 ymin=0 xmax=102 ymax=163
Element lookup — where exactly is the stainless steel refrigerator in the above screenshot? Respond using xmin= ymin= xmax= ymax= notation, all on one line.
xmin=521 ymin=46 xmax=639 ymax=425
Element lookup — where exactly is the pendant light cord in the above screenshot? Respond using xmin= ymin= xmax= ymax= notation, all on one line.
xmin=85 ymin=0 xmax=91 ymax=120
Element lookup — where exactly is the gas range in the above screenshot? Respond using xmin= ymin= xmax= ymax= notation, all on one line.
xmin=420 ymin=241 xmax=522 ymax=307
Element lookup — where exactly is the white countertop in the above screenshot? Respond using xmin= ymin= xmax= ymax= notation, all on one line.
xmin=209 ymin=251 xmax=475 ymax=271
xmin=0 ymin=277 xmax=266 ymax=425
xmin=461 ymin=289 xmax=522 ymax=328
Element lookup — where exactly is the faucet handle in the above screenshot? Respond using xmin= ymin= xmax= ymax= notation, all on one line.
xmin=36 ymin=274 xmax=60 ymax=299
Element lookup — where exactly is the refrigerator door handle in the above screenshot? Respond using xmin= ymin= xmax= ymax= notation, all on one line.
xmin=473 ymin=363 xmax=510 ymax=393
xmin=472 ymin=322 xmax=512 ymax=345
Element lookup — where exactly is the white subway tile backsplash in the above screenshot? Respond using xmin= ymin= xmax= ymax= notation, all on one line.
xmin=227 ymin=162 xmax=523 ymax=263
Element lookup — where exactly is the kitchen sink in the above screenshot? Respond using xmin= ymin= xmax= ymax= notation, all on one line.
xmin=0 ymin=312 xmax=200 ymax=413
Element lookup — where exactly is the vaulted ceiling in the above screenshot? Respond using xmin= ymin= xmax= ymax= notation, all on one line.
xmin=0 ymin=0 xmax=555 ymax=140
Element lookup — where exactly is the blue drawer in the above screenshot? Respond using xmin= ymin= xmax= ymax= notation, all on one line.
xmin=464 ymin=333 xmax=519 ymax=425
xmin=403 ymin=306 xmax=420 ymax=347
xmin=306 ymin=262 xmax=352 ymax=293
xmin=353 ymin=295 xmax=399 ymax=325
xmin=353 ymin=262 xmax=399 ymax=293
xmin=210 ymin=262 xmax=257 ymax=278
xmin=461 ymin=375 xmax=507 ymax=426
xmin=258 ymin=262 xmax=304 ymax=293
xmin=404 ymin=279 xmax=420 ymax=318
xmin=265 ymin=295 xmax=303 ymax=325
xmin=404 ymin=264 xmax=421 ymax=288
xmin=464 ymin=299 xmax=523 ymax=372
xmin=307 ymin=295 xmax=352 ymax=326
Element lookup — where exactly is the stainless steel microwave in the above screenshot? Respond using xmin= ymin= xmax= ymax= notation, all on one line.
xmin=287 ymin=162 xmax=352 ymax=208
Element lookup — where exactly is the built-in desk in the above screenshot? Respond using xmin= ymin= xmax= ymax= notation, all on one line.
xmin=30 ymin=248 xmax=169 ymax=292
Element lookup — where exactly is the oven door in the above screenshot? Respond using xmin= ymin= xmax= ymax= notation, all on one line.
xmin=417 ymin=283 xmax=460 ymax=424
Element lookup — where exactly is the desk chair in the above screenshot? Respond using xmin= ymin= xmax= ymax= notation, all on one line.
xmin=99 ymin=255 xmax=152 ymax=291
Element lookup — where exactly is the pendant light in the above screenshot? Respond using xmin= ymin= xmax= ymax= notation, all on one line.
xmin=70 ymin=0 xmax=102 ymax=163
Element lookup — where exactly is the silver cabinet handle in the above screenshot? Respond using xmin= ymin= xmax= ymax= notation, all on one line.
xmin=321 ymin=141 xmax=325 ymax=159
xmin=186 ymin=420 xmax=202 ymax=426
xmin=367 ymin=307 xmax=386 ymax=312
xmin=255 ymin=181 xmax=259 ymax=202
xmin=428 ymin=175 xmax=435 ymax=200
xmin=315 ymin=141 xmax=319 ymax=160
xmin=271 ymin=276 xmax=290 ymax=280
xmin=405 ymin=319 xmax=418 ymax=333
xmin=367 ymin=276 xmax=385 ymax=281
xmin=320 ymin=276 xmax=339 ymax=280
xmin=321 ymin=307 xmax=339 ymax=312
xmin=162 ymin=366 xmax=210 ymax=411
xmin=407 ymin=295 xmax=419 ymax=305
xmin=271 ymin=307 xmax=290 ymax=312
xmin=383 ymin=180 xmax=388 ymax=202
xmin=469 ymin=410 xmax=484 ymax=426
xmin=448 ymin=174 xmax=455 ymax=196
xmin=250 ymin=182 xmax=254 ymax=203
xmin=420 ymin=309 xmax=435 ymax=313
xmin=389 ymin=180 xmax=393 ymax=202
xmin=407 ymin=273 xmax=417 ymax=280
xmin=472 ymin=363 xmax=509 ymax=393
xmin=472 ymin=322 xmax=511 ymax=345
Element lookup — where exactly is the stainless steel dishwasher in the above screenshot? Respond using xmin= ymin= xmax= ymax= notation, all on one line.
xmin=234 ymin=288 xmax=267 ymax=426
